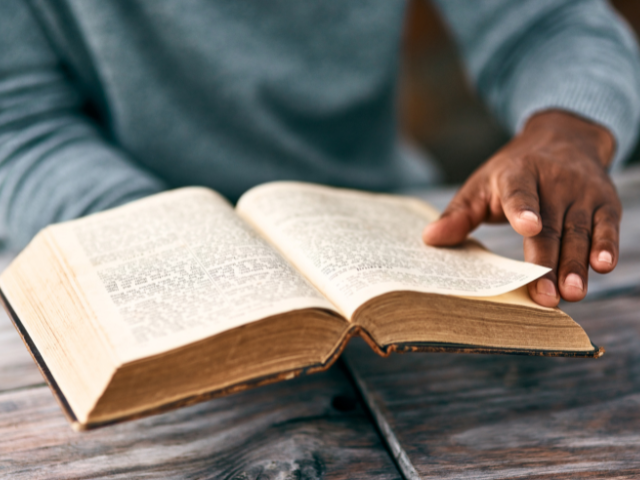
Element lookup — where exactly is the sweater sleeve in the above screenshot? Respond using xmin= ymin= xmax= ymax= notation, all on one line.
xmin=0 ymin=0 xmax=165 ymax=251
xmin=432 ymin=0 xmax=640 ymax=169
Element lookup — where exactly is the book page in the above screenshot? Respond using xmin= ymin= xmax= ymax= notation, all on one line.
xmin=47 ymin=188 xmax=339 ymax=361
xmin=237 ymin=182 xmax=550 ymax=319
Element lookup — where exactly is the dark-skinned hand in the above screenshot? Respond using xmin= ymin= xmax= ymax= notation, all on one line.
xmin=422 ymin=110 xmax=620 ymax=308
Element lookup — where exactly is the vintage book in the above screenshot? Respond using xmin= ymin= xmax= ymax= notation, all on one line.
xmin=0 ymin=182 xmax=602 ymax=430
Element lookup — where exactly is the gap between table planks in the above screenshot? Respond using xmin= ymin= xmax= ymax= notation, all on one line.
xmin=343 ymin=296 xmax=640 ymax=479
xmin=343 ymin=166 xmax=640 ymax=479
xmin=0 ymin=257 xmax=402 ymax=479
xmin=0 ymin=364 xmax=402 ymax=479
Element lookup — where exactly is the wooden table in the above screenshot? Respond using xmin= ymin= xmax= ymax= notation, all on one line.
xmin=2 ymin=168 xmax=640 ymax=479
xmin=344 ymin=296 xmax=640 ymax=479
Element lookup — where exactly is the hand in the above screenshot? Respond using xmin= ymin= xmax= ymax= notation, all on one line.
xmin=422 ymin=110 xmax=620 ymax=307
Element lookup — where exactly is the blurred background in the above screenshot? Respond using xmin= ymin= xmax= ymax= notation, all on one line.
xmin=399 ymin=0 xmax=640 ymax=184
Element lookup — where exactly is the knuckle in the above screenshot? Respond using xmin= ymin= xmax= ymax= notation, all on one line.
xmin=499 ymin=154 xmax=529 ymax=171
xmin=564 ymin=223 xmax=591 ymax=241
xmin=443 ymin=199 xmax=472 ymax=218
xmin=564 ymin=210 xmax=592 ymax=240
xmin=537 ymin=223 xmax=562 ymax=242
xmin=504 ymin=187 xmax=538 ymax=205
xmin=561 ymin=258 xmax=588 ymax=276
xmin=441 ymin=201 xmax=479 ymax=230
xmin=520 ymin=153 xmax=541 ymax=167
xmin=598 ymin=204 xmax=622 ymax=224
xmin=592 ymin=239 xmax=617 ymax=253
xmin=594 ymin=221 xmax=619 ymax=239
xmin=568 ymin=208 xmax=591 ymax=224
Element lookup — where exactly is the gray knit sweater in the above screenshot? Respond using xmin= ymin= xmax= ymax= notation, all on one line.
xmin=1 ymin=0 xmax=639 ymax=249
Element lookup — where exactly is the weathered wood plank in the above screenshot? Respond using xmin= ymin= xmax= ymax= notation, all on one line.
xmin=0 ymin=252 xmax=43 ymax=393
xmin=0 ymin=366 xmax=401 ymax=480
xmin=344 ymin=296 xmax=640 ymax=479
xmin=412 ymin=165 xmax=640 ymax=299
xmin=0 ymin=310 xmax=44 ymax=392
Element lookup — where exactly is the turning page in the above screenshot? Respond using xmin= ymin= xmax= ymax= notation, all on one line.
xmin=237 ymin=182 xmax=550 ymax=319
xmin=46 ymin=187 xmax=339 ymax=361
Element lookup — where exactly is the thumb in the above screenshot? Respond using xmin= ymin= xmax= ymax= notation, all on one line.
xmin=422 ymin=181 xmax=489 ymax=246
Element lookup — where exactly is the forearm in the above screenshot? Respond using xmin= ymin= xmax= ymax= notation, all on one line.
xmin=0 ymin=117 xmax=165 ymax=250
xmin=433 ymin=0 xmax=640 ymax=167
xmin=0 ymin=0 xmax=166 ymax=251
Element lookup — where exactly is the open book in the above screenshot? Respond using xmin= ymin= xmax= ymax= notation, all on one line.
xmin=0 ymin=182 xmax=602 ymax=430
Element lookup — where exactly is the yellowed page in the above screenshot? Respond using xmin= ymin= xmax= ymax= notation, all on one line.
xmin=47 ymin=187 xmax=339 ymax=362
xmin=460 ymin=285 xmax=554 ymax=310
xmin=237 ymin=182 xmax=550 ymax=319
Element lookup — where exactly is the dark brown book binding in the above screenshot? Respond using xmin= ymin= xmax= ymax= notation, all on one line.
xmin=0 ymin=288 xmax=604 ymax=431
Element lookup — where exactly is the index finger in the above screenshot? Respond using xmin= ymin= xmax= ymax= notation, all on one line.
xmin=422 ymin=177 xmax=489 ymax=246
xmin=496 ymin=166 xmax=542 ymax=238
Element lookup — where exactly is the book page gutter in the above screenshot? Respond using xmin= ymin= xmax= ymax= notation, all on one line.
xmin=238 ymin=183 xmax=550 ymax=319
xmin=50 ymin=188 xmax=339 ymax=363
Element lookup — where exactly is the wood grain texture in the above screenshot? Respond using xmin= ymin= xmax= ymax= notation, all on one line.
xmin=0 ymin=309 xmax=45 ymax=392
xmin=0 ymin=251 xmax=43 ymax=393
xmin=344 ymin=296 xmax=640 ymax=479
xmin=0 ymin=367 xmax=401 ymax=480
xmin=0 ymin=304 xmax=43 ymax=393
xmin=0 ymin=252 xmax=43 ymax=394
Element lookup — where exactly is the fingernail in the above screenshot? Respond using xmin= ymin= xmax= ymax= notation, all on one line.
xmin=519 ymin=211 xmax=539 ymax=223
xmin=598 ymin=251 xmax=613 ymax=265
xmin=536 ymin=278 xmax=556 ymax=297
xmin=564 ymin=273 xmax=584 ymax=291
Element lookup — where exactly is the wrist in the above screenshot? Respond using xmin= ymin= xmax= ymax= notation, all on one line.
xmin=522 ymin=110 xmax=616 ymax=169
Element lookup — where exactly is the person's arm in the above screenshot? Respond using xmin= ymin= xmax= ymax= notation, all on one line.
xmin=0 ymin=0 xmax=165 ymax=251
xmin=424 ymin=0 xmax=640 ymax=306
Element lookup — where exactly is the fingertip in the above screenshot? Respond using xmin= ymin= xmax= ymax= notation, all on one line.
xmin=512 ymin=210 xmax=542 ymax=237
xmin=421 ymin=222 xmax=439 ymax=244
xmin=560 ymin=273 xmax=587 ymax=302
xmin=598 ymin=250 xmax=613 ymax=265
xmin=529 ymin=278 xmax=560 ymax=307
xmin=590 ymin=249 xmax=616 ymax=273
xmin=422 ymin=216 xmax=468 ymax=246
